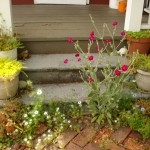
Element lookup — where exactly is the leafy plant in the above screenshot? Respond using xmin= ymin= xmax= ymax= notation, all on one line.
xmin=133 ymin=53 xmax=150 ymax=72
xmin=0 ymin=58 xmax=23 ymax=79
xmin=0 ymin=13 xmax=23 ymax=51
xmin=126 ymin=30 xmax=150 ymax=38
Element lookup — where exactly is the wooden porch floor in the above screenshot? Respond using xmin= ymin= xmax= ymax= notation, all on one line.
xmin=12 ymin=4 xmax=148 ymax=41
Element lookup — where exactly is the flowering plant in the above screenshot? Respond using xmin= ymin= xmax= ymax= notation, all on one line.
xmin=65 ymin=16 xmax=137 ymax=125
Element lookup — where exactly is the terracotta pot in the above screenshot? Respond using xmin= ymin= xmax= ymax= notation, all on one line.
xmin=0 ymin=73 xmax=19 ymax=100
xmin=135 ymin=69 xmax=150 ymax=91
xmin=126 ymin=35 xmax=150 ymax=54
xmin=0 ymin=48 xmax=17 ymax=60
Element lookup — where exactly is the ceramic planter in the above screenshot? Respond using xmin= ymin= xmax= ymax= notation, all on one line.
xmin=0 ymin=73 xmax=19 ymax=100
xmin=126 ymin=35 xmax=150 ymax=54
xmin=135 ymin=69 xmax=150 ymax=91
xmin=0 ymin=48 xmax=17 ymax=60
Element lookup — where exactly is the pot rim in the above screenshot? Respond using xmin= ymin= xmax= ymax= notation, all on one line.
xmin=0 ymin=72 xmax=19 ymax=81
xmin=137 ymin=69 xmax=150 ymax=76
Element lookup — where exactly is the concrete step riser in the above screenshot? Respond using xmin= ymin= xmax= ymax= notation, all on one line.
xmin=20 ymin=69 xmax=104 ymax=84
xmin=19 ymin=40 xmax=127 ymax=54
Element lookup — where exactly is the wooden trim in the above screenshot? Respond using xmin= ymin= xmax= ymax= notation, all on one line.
xmin=12 ymin=0 xmax=34 ymax=5
xmin=90 ymin=0 xmax=109 ymax=4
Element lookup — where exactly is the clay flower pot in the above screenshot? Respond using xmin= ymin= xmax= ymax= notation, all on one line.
xmin=135 ymin=69 xmax=150 ymax=91
xmin=126 ymin=35 xmax=150 ymax=54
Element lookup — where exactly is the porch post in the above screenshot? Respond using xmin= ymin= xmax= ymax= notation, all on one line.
xmin=124 ymin=0 xmax=144 ymax=31
xmin=0 ymin=0 xmax=13 ymax=31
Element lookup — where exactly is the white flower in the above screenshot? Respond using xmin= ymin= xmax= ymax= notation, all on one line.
xmin=68 ymin=120 xmax=71 ymax=123
xmin=43 ymin=134 xmax=46 ymax=137
xmin=69 ymin=125 xmax=72 ymax=128
xmin=47 ymin=115 xmax=50 ymax=119
xmin=78 ymin=101 xmax=82 ymax=105
xmin=29 ymin=136 xmax=32 ymax=139
xmin=56 ymin=107 xmax=59 ymax=112
xmin=38 ymin=139 xmax=41 ymax=142
xmin=34 ymin=110 xmax=39 ymax=115
xmin=15 ymin=129 xmax=18 ymax=132
xmin=24 ymin=114 xmax=28 ymax=118
xmin=29 ymin=119 xmax=32 ymax=122
xmin=44 ymin=111 xmax=48 ymax=115
xmin=141 ymin=107 xmax=145 ymax=112
xmin=24 ymin=122 xmax=28 ymax=126
xmin=117 ymin=47 xmax=128 ymax=56
xmin=24 ymin=138 xmax=28 ymax=142
xmin=37 ymin=89 xmax=42 ymax=95
xmin=47 ymin=129 xmax=51 ymax=133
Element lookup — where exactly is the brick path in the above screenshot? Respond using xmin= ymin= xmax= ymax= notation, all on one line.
xmin=9 ymin=126 xmax=150 ymax=150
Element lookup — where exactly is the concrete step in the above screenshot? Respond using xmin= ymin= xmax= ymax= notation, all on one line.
xmin=21 ymin=83 xmax=150 ymax=104
xmin=20 ymin=53 xmax=126 ymax=84
xmin=19 ymin=39 xmax=126 ymax=54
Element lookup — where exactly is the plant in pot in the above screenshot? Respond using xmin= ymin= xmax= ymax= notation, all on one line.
xmin=133 ymin=53 xmax=150 ymax=91
xmin=0 ymin=14 xmax=23 ymax=60
xmin=126 ymin=30 xmax=150 ymax=54
xmin=0 ymin=58 xmax=23 ymax=100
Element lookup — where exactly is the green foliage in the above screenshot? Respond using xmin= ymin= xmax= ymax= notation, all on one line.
xmin=121 ymin=108 xmax=150 ymax=139
xmin=0 ymin=14 xmax=23 ymax=51
xmin=133 ymin=53 xmax=150 ymax=72
xmin=126 ymin=30 xmax=150 ymax=38
xmin=0 ymin=58 xmax=23 ymax=79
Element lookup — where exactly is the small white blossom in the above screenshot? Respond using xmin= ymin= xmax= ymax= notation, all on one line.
xmin=15 ymin=129 xmax=18 ymax=132
xmin=24 ymin=114 xmax=28 ymax=118
xmin=38 ymin=139 xmax=41 ymax=142
xmin=24 ymin=138 xmax=28 ymax=142
xmin=68 ymin=120 xmax=71 ymax=123
xmin=29 ymin=136 xmax=32 ymax=139
xmin=56 ymin=107 xmax=60 ymax=112
xmin=34 ymin=110 xmax=39 ymax=115
xmin=141 ymin=107 xmax=145 ymax=112
xmin=44 ymin=111 xmax=48 ymax=115
xmin=47 ymin=115 xmax=50 ymax=119
xmin=69 ymin=125 xmax=72 ymax=128
xmin=24 ymin=122 xmax=28 ymax=126
xmin=29 ymin=119 xmax=33 ymax=122
xmin=43 ymin=134 xmax=46 ymax=137
xmin=78 ymin=101 xmax=82 ymax=105
xmin=47 ymin=129 xmax=51 ymax=133
xmin=37 ymin=89 xmax=42 ymax=95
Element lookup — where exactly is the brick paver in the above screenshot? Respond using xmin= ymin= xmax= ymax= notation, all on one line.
xmin=83 ymin=142 xmax=101 ymax=150
xmin=111 ymin=127 xmax=132 ymax=144
xmin=108 ymin=141 xmax=126 ymax=150
xmin=66 ymin=142 xmax=83 ymax=150
xmin=72 ymin=127 xmax=97 ymax=147
xmin=57 ymin=130 xmax=78 ymax=148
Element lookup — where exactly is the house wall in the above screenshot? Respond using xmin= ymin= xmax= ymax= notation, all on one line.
xmin=12 ymin=0 xmax=109 ymax=5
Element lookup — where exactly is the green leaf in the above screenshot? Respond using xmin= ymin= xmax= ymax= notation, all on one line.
xmin=91 ymin=116 xmax=98 ymax=123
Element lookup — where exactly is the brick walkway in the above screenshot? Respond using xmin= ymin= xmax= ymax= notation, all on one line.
xmin=9 ymin=126 xmax=150 ymax=150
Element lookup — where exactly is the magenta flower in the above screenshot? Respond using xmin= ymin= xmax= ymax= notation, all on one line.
xmin=121 ymin=65 xmax=128 ymax=71
xmin=64 ymin=59 xmax=68 ymax=64
xmin=75 ymin=53 xmax=79 ymax=57
xmin=78 ymin=58 xmax=81 ymax=62
xmin=90 ymin=31 xmax=94 ymax=36
xmin=115 ymin=69 xmax=121 ymax=76
xmin=88 ymin=55 xmax=94 ymax=61
xmin=121 ymin=31 xmax=125 ymax=36
xmin=86 ymin=49 xmax=89 ymax=53
xmin=112 ymin=22 xmax=118 ymax=26
xmin=89 ymin=77 xmax=94 ymax=83
xmin=104 ymin=39 xmax=111 ymax=43
xmin=89 ymin=35 xmax=94 ymax=41
xmin=68 ymin=37 xmax=73 ymax=43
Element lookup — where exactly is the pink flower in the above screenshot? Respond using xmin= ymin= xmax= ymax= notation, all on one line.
xmin=121 ymin=31 xmax=125 ymax=36
xmin=89 ymin=35 xmax=94 ymax=41
xmin=90 ymin=31 xmax=94 ymax=36
xmin=104 ymin=39 xmax=111 ymax=43
xmin=115 ymin=69 xmax=121 ymax=76
xmin=88 ymin=55 xmax=94 ymax=61
xmin=89 ymin=77 xmax=94 ymax=83
xmin=96 ymin=45 xmax=100 ymax=51
xmin=64 ymin=59 xmax=68 ymax=64
xmin=121 ymin=65 xmax=128 ymax=71
xmin=75 ymin=53 xmax=79 ymax=57
xmin=68 ymin=37 xmax=73 ymax=43
xmin=112 ymin=22 xmax=118 ymax=26
xmin=78 ymin=58 xmax=81 ymax=62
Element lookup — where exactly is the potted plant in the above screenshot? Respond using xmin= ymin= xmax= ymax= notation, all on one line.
xmin=126 ymin=30 xmax=150 ymax=54
xmin=0 ymin=14 xmax=23 ymax=60
xmin=0 ymin=58 xmax=23 ymax=100
xmin=133 ymin=53 xmax=150 ymax=91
